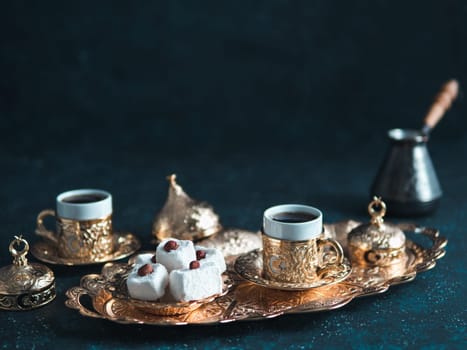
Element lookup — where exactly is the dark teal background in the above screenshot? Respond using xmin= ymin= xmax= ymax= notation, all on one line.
xmin=0 ymin=1 xmax=466 ymax=349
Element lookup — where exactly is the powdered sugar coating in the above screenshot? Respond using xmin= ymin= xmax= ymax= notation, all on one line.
xmin=134 ymin=253 xmax=155 ymax=266
xmin=195 ymin=245 xmax=226 ymax=273
xmin=126 ymin=263 xmax=168 ymax=301
xmin=169 ymin=264 xmax=223 ymax=302
xmin=156 ymin=239 xmax=196 ymax=272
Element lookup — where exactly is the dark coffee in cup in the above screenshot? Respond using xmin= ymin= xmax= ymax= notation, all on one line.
xmin=62 ymin=194 xmax=107 ymax=204
xmin=272 ymin=212 xmax=318 ymax=223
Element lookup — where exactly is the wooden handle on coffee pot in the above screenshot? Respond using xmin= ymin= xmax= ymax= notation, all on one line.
xmin=423 ymin=79 xmax=459 ymax=133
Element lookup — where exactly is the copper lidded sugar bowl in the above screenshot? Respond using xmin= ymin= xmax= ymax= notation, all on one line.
xmin=152 ymin=174 xmax=222 ymax=242
xmin=0 ymin=236 xmax=56 ymax=310
xmin=348 ymin=197 xmax=406 ymax=267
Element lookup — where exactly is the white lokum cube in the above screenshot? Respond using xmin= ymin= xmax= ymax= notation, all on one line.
xmin=169 ymin=263 xmax=223 ymax=302
xmin=155 ymin=239 xmax=196 ymax=272
xmin=134 ymin=253 xmax=155 ymax=265
xmin=126 ymin=263 xmax=168 ymax=301
xmin=194 ymin=246 xmax=226 ymax=273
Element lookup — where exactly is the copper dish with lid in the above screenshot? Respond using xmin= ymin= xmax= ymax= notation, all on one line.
xmin=0 ymin=236 xmax=56 ymax=310
xmin=348 ymin=197 xmax=406 ymax=266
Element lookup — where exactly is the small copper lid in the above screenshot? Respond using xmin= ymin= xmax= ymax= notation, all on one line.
xmin=0 ymin=236 xmax=56 ymax=310
xmin=348 ymin=197 xmax=406 ymax=266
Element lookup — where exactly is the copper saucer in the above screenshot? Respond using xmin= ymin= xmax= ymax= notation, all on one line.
xmin=234 ymin=249 xmax=352 ymax=291
xmin=31 ymin=232 xmax=141 ymax=266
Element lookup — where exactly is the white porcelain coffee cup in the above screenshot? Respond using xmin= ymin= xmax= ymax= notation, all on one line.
xmin=263 ymin=204 xmax=323 ymax=241
xmin=56 ymin=189 xmax=112 ymax=220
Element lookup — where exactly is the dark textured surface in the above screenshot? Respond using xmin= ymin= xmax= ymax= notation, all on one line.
xmin=0 ymin=1 xmax=466 ymax=349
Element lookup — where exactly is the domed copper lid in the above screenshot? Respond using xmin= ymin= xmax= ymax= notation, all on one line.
xmin=0 ymin=236 xmax=56 ymax=310
xmin=152 ymin=174 xmax=222 ymax=242
xmin=348 ymin=197 xmax=406 ymax=266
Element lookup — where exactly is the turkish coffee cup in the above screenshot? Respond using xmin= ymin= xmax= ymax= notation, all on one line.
xmin=262 ymin=204 xmax=344 ymax=283
xmin=35 ymin=189 xmax=114 ymax=259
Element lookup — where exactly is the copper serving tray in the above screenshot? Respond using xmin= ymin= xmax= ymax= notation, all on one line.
xmin=65 ymin=221 xmax=447 ymax=326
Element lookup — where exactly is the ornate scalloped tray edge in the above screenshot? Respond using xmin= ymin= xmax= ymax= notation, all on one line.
xmin=65 ymin=221 xmax=447 ymax=326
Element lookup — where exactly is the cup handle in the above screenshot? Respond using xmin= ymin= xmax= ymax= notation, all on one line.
xmin=35 ymin=209 xmax=58 ymax=244
xmin=316 ymin=238 xmax=345 ymax=278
